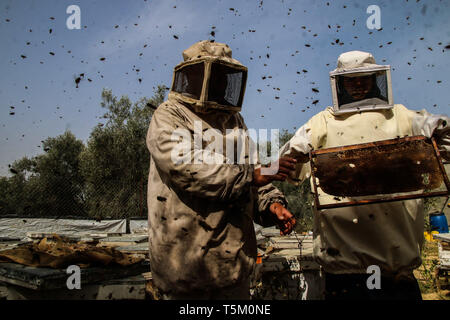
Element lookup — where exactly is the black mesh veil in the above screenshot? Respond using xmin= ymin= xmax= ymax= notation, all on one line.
xmin=172 ymin=62 xmax=205 ymax=100
xmin=208 ymin=62 xmax=246 ymax=108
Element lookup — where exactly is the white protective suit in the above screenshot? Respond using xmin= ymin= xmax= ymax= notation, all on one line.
xmin=280 ymin=51 xmax=450 ymax=276
xmin=146 ymin=41 xmax=287 ymax=296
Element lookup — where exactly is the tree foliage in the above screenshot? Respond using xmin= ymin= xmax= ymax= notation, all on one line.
xmin=0 ymin=131 xmax=85 ymax=216
xmin=0 ymin=85 xmax=167 ymax=218
xmin=80 ymin=86 xmax=166 ymax=218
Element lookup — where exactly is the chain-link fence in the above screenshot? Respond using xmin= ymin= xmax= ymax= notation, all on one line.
xmin=0 ymin=174 xmax=148 ymax=219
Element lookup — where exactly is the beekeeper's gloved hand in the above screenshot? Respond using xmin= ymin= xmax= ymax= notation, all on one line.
xmin=269 ymin=202 xmax=296 ymax=235
xmin=252 ymin=156 xmax=297 ymax=187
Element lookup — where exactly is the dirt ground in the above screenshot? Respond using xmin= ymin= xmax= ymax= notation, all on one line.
xmin=414 ymin=239 xmax=450 ymax=300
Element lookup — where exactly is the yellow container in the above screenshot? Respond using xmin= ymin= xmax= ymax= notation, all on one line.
xmin=424 ymin=231 xmax=439 ymax=242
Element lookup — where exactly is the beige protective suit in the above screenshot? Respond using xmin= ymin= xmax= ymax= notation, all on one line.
xmin=146 ymin=41 xmax=286 ymax=296
xmin=281 ymin=51 xmax=450 ymax=276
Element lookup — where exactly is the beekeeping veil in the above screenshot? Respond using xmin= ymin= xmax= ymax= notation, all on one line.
xmin=168 ymin=40 xmax=247 ymax=113
xmin=329 ymin=51 xmax=393 ymax=115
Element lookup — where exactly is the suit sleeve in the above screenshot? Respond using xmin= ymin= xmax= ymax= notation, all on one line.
xmin=279 ymin=120 xmax=315 ymax=185
xmin=411 ymin=109 xmax=450 ymax=160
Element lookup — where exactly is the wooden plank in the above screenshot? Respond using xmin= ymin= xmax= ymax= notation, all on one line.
xmin=0 ymin=237 xmax=22 ymax=242
xmin=269 ymin=236 xmax=313 ymax=243
xmin=0 ymin=274 xmax=40 ymax=290
xmin=433 ymin=233 xmax=450 ymax=243
xmin=268 ymin=247 xmax=314 ymax=258
xmin=26 ymin=232 xmax=83 ymax=240
xmin=438 ymin=243 xmax=450 ymax=267
xmin=261 ymin=227 xmax=280 ymax=237
xmin=0 ymin=262 xmax=67 ymax=290
xmin=25 ymin=233 xmax=95 ymax=243
xmin=116 ymin=242 xmax=149 ymax=254
xmin=97 ymin=241 xmax=139 ymax=248
xmin=88 ymin=233 xmax=122 ymax=238
xmin=270 ymin=242 xmax=313 ymax=249
xmin=141 ymin=272 xmax=152 ymax=281
xmin=99 ymin=235 xmax=148 ymax=243
xmin=0 ymin=275 xmax=147 ymax=300
xmin=0 ymin=262 xmax=149 ymax=291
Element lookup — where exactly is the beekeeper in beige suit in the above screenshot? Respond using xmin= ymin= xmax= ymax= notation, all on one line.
xmin=280 ymin=51 xmax=450 ymax=300
xmin=146 ymin=41 xmax=297 ymax=300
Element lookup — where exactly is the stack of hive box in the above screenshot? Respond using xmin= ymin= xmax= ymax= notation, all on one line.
xmin=433 ymin=233 xmax=450 ymax=290
xmin=250 ymin=225 xmax=324 ymax=300
xmin=0 ymin=232 xmax=150 ymax=300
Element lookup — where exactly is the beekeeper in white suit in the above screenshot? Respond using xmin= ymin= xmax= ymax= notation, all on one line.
xmin=280 ymin=50 xmax=450 ymax=300
xmin=146 ymin=40 xmax=297 ymax=300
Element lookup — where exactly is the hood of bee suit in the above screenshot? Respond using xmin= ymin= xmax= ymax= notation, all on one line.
xmin=329 ymin=51 xmax=394 ymax=115
xmin=168 ymin=40 xmax=248 ymax=114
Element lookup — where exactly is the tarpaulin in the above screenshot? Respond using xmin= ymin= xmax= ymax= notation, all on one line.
xmin=129 ymin=220 xmax=147 ymax=234
xmin=0 ymin=218 xmax=127 ymax=239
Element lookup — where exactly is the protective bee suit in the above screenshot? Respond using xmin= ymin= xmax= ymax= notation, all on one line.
xmin=146 ymin=41 xmax=288 ymax=299
xmin=280 ymin=51 xmax=450 ymax=289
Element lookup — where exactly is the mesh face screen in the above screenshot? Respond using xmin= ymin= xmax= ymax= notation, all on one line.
xmin=336 ymin=71 xmax=389 ymax=109
xmin=208 ymin=62 xmax=246 ymax=107
xmin=172 ymin=62 xmax=205 ymax=100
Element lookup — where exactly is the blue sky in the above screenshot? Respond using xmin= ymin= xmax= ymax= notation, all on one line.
xmin=1 ymin=0 xmax=449 ymax=176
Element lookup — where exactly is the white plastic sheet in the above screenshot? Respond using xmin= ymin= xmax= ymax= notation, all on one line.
xmin=0 ymin=218 xmax=127 ymax=239
xmin=129 ymin=220 xmax=148 ymax=234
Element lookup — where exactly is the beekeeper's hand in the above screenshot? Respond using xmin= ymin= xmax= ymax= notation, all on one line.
xmin=252 ymin=156 xmax=297 ymax=187
xmin=269 ymin=202 xmax=296 ymax=235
